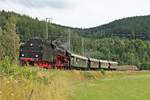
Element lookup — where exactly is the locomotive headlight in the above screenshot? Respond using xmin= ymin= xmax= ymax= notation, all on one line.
xmin=30 ymin=43 xmax=33 ymax=46
xmin=35 ymin=55 xmax=39 ymax=58
xmin=21 ymin=54 xmax=25 ymax=57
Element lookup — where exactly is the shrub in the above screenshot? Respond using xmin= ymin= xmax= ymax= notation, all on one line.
xmin=140 ymin=62 xmax=150 ymax=70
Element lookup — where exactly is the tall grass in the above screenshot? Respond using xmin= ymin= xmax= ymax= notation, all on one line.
xmin=0 ymin=73 xmax=73 ymax=100
xmin=0 ymin=57 xmax=105 ymax=100
xmin=0 ymin=57 xmax=74 ymax=100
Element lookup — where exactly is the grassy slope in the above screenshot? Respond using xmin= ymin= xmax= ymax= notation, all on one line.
xmin=70 ymin=72 xmax=150 ymax=100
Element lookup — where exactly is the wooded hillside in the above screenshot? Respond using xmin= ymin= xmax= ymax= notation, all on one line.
xmin=79 ymin=15 xmax=150 ymax=40
xmin=0 ymin=11 xmax=150 ymax=69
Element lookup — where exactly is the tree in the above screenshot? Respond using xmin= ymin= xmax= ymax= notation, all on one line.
xmin=0 ymin=16 xmax=20 ymax=60
xmin=0 ymin=27 xmax=4 ymax=59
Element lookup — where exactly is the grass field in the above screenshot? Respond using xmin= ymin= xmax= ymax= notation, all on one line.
xmin=1 ymin=70 xmax=150 ymax=100
xmin=0 ymin=58 xmax=150 ymax=100
xmin=70 ymin=72 xmax=150 ymax=100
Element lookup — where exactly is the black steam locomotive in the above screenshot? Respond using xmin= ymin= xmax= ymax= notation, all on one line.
xmin=19 ymin=37 xmax=70 ymax=69
xmin=19 ymin=37 xmax=118 ymax=70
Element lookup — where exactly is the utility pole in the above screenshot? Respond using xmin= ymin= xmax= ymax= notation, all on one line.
xmin=45 ymin=18 xmax=48 ymax=40
xmin=45 ymin=18 xmax=53 ymax=40
xmin=68 ymin=29 xmax=71 ymax=51
xmin=82 ymin=38 xmax=84 ymax=56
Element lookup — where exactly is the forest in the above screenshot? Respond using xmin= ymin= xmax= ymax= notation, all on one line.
xmin=79 ymin=15 xmax=150 ymax=40
xmin=0 ymin=10 xmax=150 ymax=69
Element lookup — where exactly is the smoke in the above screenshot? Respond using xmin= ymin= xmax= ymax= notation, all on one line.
xmin=0 ymin=0 xmax=73 ymax=9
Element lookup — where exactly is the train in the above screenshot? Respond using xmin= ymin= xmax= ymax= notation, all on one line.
xmin=19 ymin=37 xmax=118 ymax=70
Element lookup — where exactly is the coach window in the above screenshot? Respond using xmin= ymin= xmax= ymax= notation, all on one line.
xmin=71 ymin=57 xmax=74 ymax=61
xmin=74 ymin=58 xmax=76 ymax=62
xmin=75 ymin=58 xmax=78 ymax=64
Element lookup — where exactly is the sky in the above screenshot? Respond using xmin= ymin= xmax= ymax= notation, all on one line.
xmin=0 ymin=0 xmax=150 ymax=28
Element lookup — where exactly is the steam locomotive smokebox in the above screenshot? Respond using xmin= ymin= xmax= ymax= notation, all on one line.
xmin=20 ymin=38 xmax=56 ymax=62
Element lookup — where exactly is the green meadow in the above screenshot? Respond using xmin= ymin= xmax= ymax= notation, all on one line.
xmin=70 ymin=72 xmax=150 ymax=100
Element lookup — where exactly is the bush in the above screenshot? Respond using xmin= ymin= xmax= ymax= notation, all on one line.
xmin=0 ymin=57 xmax=12 ymax=75
xmin=0 ymin=57 xmax=39 ymax=80
xmin=140 ymin=62 xmax=150 ymax=70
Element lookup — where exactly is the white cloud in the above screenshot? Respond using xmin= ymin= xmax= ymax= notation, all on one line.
xmin=0 ymin=0 xmax=76 ymax=9
xmin=0 ymin=0 xmax=150 ymax=28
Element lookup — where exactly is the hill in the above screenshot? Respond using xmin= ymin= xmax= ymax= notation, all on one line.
xmin=0 ymin=10 xmax=75 ymax=42
xmin=0 ymin=11 xmax=150 ymax=69
xmin=1 ymin=11 xmax=150 ymax=40
xmin=79 ymin=15 xmax=150 ymax=40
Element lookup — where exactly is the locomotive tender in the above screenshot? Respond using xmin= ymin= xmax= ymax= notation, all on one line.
xmin=19 ymin=38 xmax=118 ymax=70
